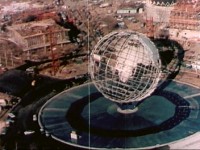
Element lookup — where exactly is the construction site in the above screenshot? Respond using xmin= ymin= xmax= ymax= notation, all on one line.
xmin=0 ymin=0 xmax=200 ymax=149
xmin=141 ymin=0 xmax=200 ymax=87
xmin=0 ymin=0 xmax=199 ymax=79
xmin=0 ymin=0 xmax=90 ymax=79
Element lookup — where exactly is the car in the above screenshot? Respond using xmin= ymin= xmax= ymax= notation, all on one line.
xmin=24 ymin=130 xmax=35 ymax=135
xmin=45 ymin=131 xmax=50 ymax=137
xmin=0 ymin=127 xmax=7 ymax=135
xmin=185 ymin=64 xmax=192 ymax=69
xmin=33 ymin=114 xmax=37 ymax=121
xmin=5 ymin=118 xmax=15 ymax=126
xmin=8 ymin=113 xmax=15 ymax=119
xmin=26 ymin=67 xmax=34 ymax=73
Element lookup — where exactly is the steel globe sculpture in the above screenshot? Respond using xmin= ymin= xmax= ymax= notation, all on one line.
xmin=90 ymin=30 xmax=162 ymax=112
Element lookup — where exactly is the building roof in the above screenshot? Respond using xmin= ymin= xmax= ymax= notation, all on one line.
xmin=7 ymin=19 xmax=64 ymax=37
xmin=151 ymin=0 xmax=176 ymax=5
xmin=119 ymin=2 xmax=144 ymax=9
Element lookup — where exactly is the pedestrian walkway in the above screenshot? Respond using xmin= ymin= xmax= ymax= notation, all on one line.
xmin=184 ymin=93 xmax=200 ymax=99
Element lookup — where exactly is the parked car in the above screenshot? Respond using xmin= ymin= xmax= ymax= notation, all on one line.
xmin=0 ymin=127 xmax=7 ymax=135
xmin=8 ymin=113 xmax=15 ymax=119
xmin=24 ymin=130 xmax=35 ymax=135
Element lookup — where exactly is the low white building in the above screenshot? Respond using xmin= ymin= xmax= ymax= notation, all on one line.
xmin=99 ymin=3 xmax=111 ymax=8
xmin=191 ymin=61 xmax=200 ymax=71
xmin=117 ymin=8 xmax=138 ymax=14
xmin=117 ymin=3 xmax=144 ymax=16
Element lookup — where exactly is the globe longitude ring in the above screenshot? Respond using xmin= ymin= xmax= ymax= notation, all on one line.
xmin=90 ymin=30 xmax=162 ymax=113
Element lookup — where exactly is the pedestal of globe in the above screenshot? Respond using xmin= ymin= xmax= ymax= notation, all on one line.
xmin=116 ymin=102 xmax=139 ymax=114
xmin=117 ymin=107 xmax=139 ymax=114
xmin=85 ymin=95 xmax=176 ymax=131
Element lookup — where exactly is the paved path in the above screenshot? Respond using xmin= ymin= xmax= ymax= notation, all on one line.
xmin=169 ymin=132 xmax=200 ymax=149
xmin=184 ymin=93 xmax=200 ymax=99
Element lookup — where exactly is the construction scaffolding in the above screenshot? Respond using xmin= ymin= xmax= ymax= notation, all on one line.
xmin=0 ymin=39 xmax=23 ymax=68
xmin=145 ymin=17 xmax=155 ymax=38
xmin=169 ymin=0 xmax=200 ymax=30
xmin=48 ymin=27 xmax=60 ymax=76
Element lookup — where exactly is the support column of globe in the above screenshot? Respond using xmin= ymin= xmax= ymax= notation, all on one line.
xmin=90 ymin=30 xmax=162 ymax=114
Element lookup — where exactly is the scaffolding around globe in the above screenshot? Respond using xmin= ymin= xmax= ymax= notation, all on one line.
xmin=90 ymin=30 xmax=162 ymax=113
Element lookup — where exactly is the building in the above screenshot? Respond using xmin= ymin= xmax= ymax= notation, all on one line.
xmin=117 ymin=2 xmax=144 ymax=17
xmin=149 ymin=0 xmax=176 ymax=6
xmin=144 ymin=0 xmax=200 ymax=41
xmin=145 ymin=0 xmax=174 ymax=23
xmin=169 ymin=0 xmax=200 ymax=31
xmin=0 ymin=19 xmax=70 ymax=68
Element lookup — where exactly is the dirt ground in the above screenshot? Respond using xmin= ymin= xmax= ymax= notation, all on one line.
xmin=176 ymin=70 xmax=200 ymax=88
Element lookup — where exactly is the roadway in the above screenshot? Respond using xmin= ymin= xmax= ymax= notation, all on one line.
xmin=0 ymin=69 xmax=88 ymax=149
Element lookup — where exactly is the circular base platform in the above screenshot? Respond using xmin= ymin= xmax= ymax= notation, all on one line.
xmin=38 ymin=81 xmax=200 ymax=149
